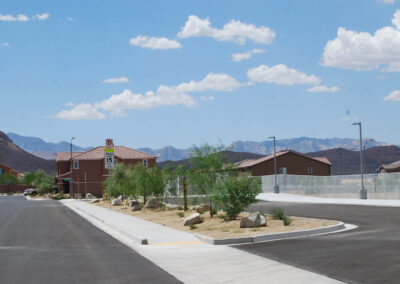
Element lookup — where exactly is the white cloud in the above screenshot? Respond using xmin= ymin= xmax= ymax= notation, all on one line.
xmin=384 ymin=90 xmax=400 ymax=101
xmin=307 ymin=85 xmax=340 ymax=93
xmin=56 ymin=72 xmax=243 ymax=119
xmin=247 ymin=64 xmax=321 ymax=85
xmin=393 ymin=10 xmax=400 ymax=30
xmin=95 ymin=89 xmax=196 ymax=117
xmin=321 ymin=11 xmax=400 ymax=71
xmin=1 ymin=43 xmax=10 ymax=47
xmin=64 ymin=102 xmax=74 ymax=107
xmin=55 ymin=103 xmax=106 ymax=120
xmin=33 ymin=13 xmax=50 ymax=21
xmin=384 ymin=61 xmax=400 ymax=71
xmin=66 ymin=17 xmax=74 ymax=21
xmin=0 ymin=13 xmax=29 ymax=22
xmin=102 ymin=77 xmax=129 ymax=84
xmin=232 ymin=48 xmax=266 ymax=62
xmin=177 ymin=15 xmax=275 ymax=45
xmin=200 ymin=96 xmax=215 ymax=101
xmin=129 ymin=35 xmax=182 ymax=50
xmin=157 ymin=73 xmax=242 ymax=93
xmin=379 ymin=0 xmax=395 ymax=3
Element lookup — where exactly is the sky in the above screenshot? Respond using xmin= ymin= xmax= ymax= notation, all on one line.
xmin=1 ymin=0 xmax=400 ymax=149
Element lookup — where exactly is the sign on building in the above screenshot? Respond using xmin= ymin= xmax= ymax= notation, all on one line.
xmin=104 ymin=139 xmax=115 ymax=169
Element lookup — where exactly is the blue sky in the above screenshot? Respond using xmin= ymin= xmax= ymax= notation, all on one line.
xmin=1 ymin=0 xmax=400 ymax=149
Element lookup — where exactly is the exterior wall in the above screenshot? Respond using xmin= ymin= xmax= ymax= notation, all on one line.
xmin=247 ymin=152 xmax=331 ymax=176
xmin=66 ymin=157 xmax=157 ymax=196
xmin=0 ymin=184 xmax=29 ymax=194
xmin=0 ymin=163 xmax=20 ymax=177
xmin=57 ymin=161 xmax=71 ymax=176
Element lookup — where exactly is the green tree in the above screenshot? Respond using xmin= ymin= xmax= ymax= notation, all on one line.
xmin=214 ymin=176 xmax=262 ymax=220
xmin=0 ymin=173 xmax=18 ymax=185
xmin=189 ymin=143 xmax=231 ymax=217
xmin=23 ymin=171 xmax=37 ymax=186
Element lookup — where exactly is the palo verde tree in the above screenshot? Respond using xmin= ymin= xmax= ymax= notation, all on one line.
xmin=189 ymin=143 xmax=231 ymax=217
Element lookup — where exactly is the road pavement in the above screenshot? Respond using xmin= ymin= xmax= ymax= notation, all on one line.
xmin=0 ymin=196 xmax=180 ymax=284
xmin=237 ymin=201 xmax=400 ymax=284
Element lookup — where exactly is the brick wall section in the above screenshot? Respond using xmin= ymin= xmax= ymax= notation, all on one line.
xmin=0 ymin=184 xmax=29 ymax=194
xmin=248 ymin=152 xmax=331 ymax=176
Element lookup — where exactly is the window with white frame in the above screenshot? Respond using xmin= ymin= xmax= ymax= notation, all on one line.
xmin=308 ymin=167 xmax=313 ymax=175
xmin=143 ymin=159 xmax=148 ymax=168
xmin=279 ymin=167 xmax=287 ymax=174
xmin=73 ymin=161 xmax=79 ymax=169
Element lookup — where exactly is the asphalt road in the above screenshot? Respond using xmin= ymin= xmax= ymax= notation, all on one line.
xmin=0 ymin=196 xmax=180 ymax=284
xmin=237 ymin=201 xmax=400 ymax=284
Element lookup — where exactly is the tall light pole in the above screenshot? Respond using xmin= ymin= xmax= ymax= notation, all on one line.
xmin=269 ymin=136 xmax=279 ymax=194
xmin=70 ymin=137 xmax=75 ymax=198
xmin=352 ymin=122 xmax=367 ymax=199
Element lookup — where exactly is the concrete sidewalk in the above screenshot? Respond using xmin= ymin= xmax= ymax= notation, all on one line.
xmin=258 ymin=192 xmax=400 ymax=207
xmin=61 ymin=199 xmax=343 ymax=284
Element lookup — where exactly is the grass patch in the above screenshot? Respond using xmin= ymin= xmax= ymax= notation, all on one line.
xmin=233 ymin=229 xmax=245 ymax=233
xmin=189 ymin=224 xmax=198 ymax=230
xmin=221 ymin=227 xmax=230 ymax=232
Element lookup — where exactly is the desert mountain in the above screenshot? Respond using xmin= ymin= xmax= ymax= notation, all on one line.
xmin=0 ymin=132 xmax=55 ymax=174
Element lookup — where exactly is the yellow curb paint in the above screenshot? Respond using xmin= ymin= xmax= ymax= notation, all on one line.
xmin=151 ymin=241 xmax=203 ymax=246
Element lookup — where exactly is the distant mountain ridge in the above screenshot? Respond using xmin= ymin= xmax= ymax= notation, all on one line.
xmin=7 ymin=133 xmax=92 ymax=160
xmin=8 ymin=133 xmax=391 ymax=162
xmin=140 ymin=137 xmax=390 ymax=162
xmin=0 ymin=132 xmax=55 ymax=174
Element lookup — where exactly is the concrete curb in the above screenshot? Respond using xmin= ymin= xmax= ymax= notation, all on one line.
xmin=61 ymin=200 xmax=148 ymax=245
xmin=195 ymin=221 xmax=345 ymax=245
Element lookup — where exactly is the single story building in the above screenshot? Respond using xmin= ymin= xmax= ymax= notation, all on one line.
xmin=236 ymin=150 xmax=332 ymax=176
xmin=0 ymin=162 xmax=22 ymax=178
xmin=378 ymin=160 xmax=400 ymax=173
xmin=56 ymin=146 xmax=157 ymax=197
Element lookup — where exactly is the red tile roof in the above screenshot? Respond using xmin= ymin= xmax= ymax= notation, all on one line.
xmin=57 ymin=146 xmax=156 ymax=161
xmin=55 ymin=152 xmax=83 ymax=162
xmin=236 ymin=150 xmax=331 ymax=168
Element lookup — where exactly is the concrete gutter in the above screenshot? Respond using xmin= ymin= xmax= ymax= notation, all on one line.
xmin=195 ymin=221 xmax=346 ymax=245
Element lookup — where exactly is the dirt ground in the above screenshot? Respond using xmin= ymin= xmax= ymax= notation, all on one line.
xmin=94 ymin=200 xmax=338 ymax=239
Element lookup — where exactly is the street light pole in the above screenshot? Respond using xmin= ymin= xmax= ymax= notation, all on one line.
xmin=70 ymin=137 xmax=75 ymax=198
xmin=352 ymin=122 xmax=367 ymax=199
xmin=269 ymin=136 xmax=279 ymax=194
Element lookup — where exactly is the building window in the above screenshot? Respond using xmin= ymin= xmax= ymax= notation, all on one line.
xmin=73 ymin=161 xmax=79 ymax=169
xmin=308 ymin=167 xmax=313 ymax=175
xmin=279 ymin=167 xmax=287 ymax=174
xmin=143 ymin=159 xmax=148 ymax=168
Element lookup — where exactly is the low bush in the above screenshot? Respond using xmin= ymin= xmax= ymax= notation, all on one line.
xmin=189 ymin=224 xmax=198 ymax=230
xmin=214 ymin=176 xmax=262 ymax=220
xmin=270 ymin=206 xmax=292 ymax=226
xmin=177 ymin=205 xmax=183 ymax=210
xmin=177 ymin=212 xmax=184 ymax=218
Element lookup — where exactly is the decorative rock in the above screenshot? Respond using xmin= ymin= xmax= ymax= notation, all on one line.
xmin=131 ymin=205 xmax=141 ymax=211
xmin=128 ymin=200 xmax=140 ymax=207
xmin=240 ymin=212 xmax=262 ymax=228
xmin=183 ymin=213 xmax=204 ymax=226
xmin=144 ymin=197 xmax=159 ymax=209
xmin=86 ymin=193 xmax=94 ymax=199
xmin=260 ymin=215 xmax=267 ymax=227
xmin=90 ymin=199 xmax=100 ymax=203
xmin=165 ymin=203 xmax=179 ymax=210
xmin=111 ymin=199 xmax=121 ymax=206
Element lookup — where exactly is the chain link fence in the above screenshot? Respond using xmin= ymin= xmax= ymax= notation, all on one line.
xmin=261 ymin=173 xmax=400 ymax=199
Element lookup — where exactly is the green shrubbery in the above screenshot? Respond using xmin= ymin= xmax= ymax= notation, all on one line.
xmin=23 ymin=169 xmax=56 ymax=194
xmin=270 ymin=206 xmax=292 ymax=226
xmin=0 ymin=173 xmax=18 ymax=185
xmin=214 ymin=176 xmax=262 ymax=220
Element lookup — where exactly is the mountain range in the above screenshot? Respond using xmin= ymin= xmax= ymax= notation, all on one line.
xmin=0 ymin=132 xmax=55 ymax=174
xmin=7 ymin=133 xmax=391 ymax=162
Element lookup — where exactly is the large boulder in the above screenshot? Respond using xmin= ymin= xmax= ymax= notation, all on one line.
xmin=240 ymin=212 xmax=266 ymax=228
xmin=127 ymin=200 xmax=140 ymax=207
xmin=111 ymin=199 xmax=121 ymax=206
xmin=165 ymin=203 xmax=179 ymax=210
xmin=183 ymin=213 xmax=204 ymax=226
xmin=90 ymin=199 xmax=100 ymax=203
xmin=131 ymin=204 xmax=141 ymax=211
xmin=260 ymin=215 xmax=267 ymax=227
xmin=144 ymin=197 xmax=159 ymax=209
xmin=86 ymin=193 xmax=94 ymax=199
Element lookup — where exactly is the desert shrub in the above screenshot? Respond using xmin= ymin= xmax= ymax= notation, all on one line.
xmin=214 ymin=176 xmax=262 ymax=220
xmin=177 ymin=212 xmax=184 ymax=218
xmin=177 ymin=205 xmax=183 ymax=210
xmin=189 ymin=224 xmax=198 ymax=230
xmin=270 ymin=206 xmax=292 ymax=226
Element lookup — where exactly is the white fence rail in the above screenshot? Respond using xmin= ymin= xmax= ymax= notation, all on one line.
xmin=261 ymin=173 xmax=400 ymax=199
